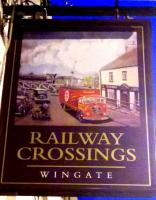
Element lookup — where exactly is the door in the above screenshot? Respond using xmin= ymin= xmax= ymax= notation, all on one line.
xmin=120 ymin=90 xmax=130 ymax=109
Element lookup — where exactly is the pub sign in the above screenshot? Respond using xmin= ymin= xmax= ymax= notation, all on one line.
xmin=0 ymin=19 xmax=155 ymax=196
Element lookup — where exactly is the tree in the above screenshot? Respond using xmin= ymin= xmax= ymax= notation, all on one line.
xmin=83 ymin=76 xmax=94 ymax=88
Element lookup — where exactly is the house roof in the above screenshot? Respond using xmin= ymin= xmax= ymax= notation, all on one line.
xmin=100 ymin=48 xmax=138 ymax=71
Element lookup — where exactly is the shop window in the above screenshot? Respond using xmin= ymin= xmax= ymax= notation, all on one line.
xmin=107 ymin=89 xmax=115 ymax=99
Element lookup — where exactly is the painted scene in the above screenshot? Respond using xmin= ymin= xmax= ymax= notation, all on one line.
xmin=14 ymin=31 xmax=140 ymax=127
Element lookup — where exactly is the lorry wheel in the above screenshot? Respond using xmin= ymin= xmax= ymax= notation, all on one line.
xmin=76 ymin=111 xmax=84 ymax=122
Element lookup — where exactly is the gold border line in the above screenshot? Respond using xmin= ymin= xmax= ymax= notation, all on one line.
xmin=141 ymin=26 xmax=151 ymax=186
xmin=130 ymin=26 xmax=151 ymax=186
xmin=1 ymin=40 xmax=17 ymax=183
xmin=27 ymin=165 xmax=126 ymax=169
xmin=1 ymin=182 xmax=151 ymax=187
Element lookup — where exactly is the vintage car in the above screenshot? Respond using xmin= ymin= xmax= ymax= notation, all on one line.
xmin=33 ymin=88 xmax=50 ymax=103
xmin=15 ymin=95 xmax=31 ymax=117
xmin=32 ymin=103 xmax=51 ymax=120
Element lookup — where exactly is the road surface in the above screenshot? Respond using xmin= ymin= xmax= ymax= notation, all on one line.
xmin=15 ymin=95 xmax=140 ymax=127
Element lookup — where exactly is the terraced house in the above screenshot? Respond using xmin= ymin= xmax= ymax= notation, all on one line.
xmin=100 ymin=48 xmax=139 ymax=112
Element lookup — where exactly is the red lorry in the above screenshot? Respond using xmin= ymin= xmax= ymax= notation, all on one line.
xmin=59 ymin=86 xmax=108 ymax=122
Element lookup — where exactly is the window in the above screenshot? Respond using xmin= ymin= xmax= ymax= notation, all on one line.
xmin=135 ymin=91 xmax=140 ymax=110
xmin=107 ymin=89 xmax=115 ymax=99
xmin=122 ymin=71 xmax=127 ymax=81
xmin=109 ymin=72 xmax=113 ymax=82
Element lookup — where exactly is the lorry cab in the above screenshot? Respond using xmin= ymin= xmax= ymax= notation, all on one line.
xmin=77 ymin=95 xmax=108 ymax=121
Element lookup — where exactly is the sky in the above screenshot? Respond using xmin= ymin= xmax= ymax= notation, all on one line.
xmin=20 ymin=32 xmax=137 ymax=76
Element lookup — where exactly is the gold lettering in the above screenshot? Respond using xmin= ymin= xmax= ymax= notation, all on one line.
xmin=76 ymin=148 xmax=85 ymax=160
xmin=48 ymin=147 xmax=63 ymax=160
xmin=98 ymin=133 xmax=110 ymax=145
xmin=86 ymin=148 xmax=92 ymax=160
xmin=110 ymin=132 xmax=124 ymax=145
xmin=46 ymin=132 xmax=59 ymax=144
xmin=111 ymin=148 xmax=125 ymax=161
xmin=79 ymin=132 xmax=99 ymax=145
xmin=94 ymin=148 xmax=109 ymax=161
xmin=32 ymin=147 xmax=48 ymax=160
xmin=65 ymin=148 xmax=74 ymax=160
xmin=127 ymin=148 xmax=136 ymax=161
xmin=30 ymin=132 xmax=46 ymax=144
xmin=17 ymin=147 xmax=31 ymax=160
xmin=61 ymin=132 xmax=66 ymax=144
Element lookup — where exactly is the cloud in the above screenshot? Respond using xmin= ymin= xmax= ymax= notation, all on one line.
xmin=20 ymin=32 xmax=137 ymax=75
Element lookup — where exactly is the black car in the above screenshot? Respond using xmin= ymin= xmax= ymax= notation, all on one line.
xmin=15 ymin=95 xmax=31 ymax=116
xmin=33 ymin=89 xmax=50 ymax=103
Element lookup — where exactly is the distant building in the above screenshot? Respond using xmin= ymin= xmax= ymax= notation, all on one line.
xmin=46 ymin=74 xmax=57 ymax=83
xmin=56 ymin=76 xmax=81 ymax=86
xmin=100 ymin=48 xmax=139 ymax=111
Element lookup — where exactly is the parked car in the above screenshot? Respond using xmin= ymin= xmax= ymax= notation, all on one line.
xmin=15 ymin=95 xmax=31 ymax=116
xmin=33 ymin=88 xmax=50 ymax=103
xmin=31 ymin=103 xmax=51 ymax=120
